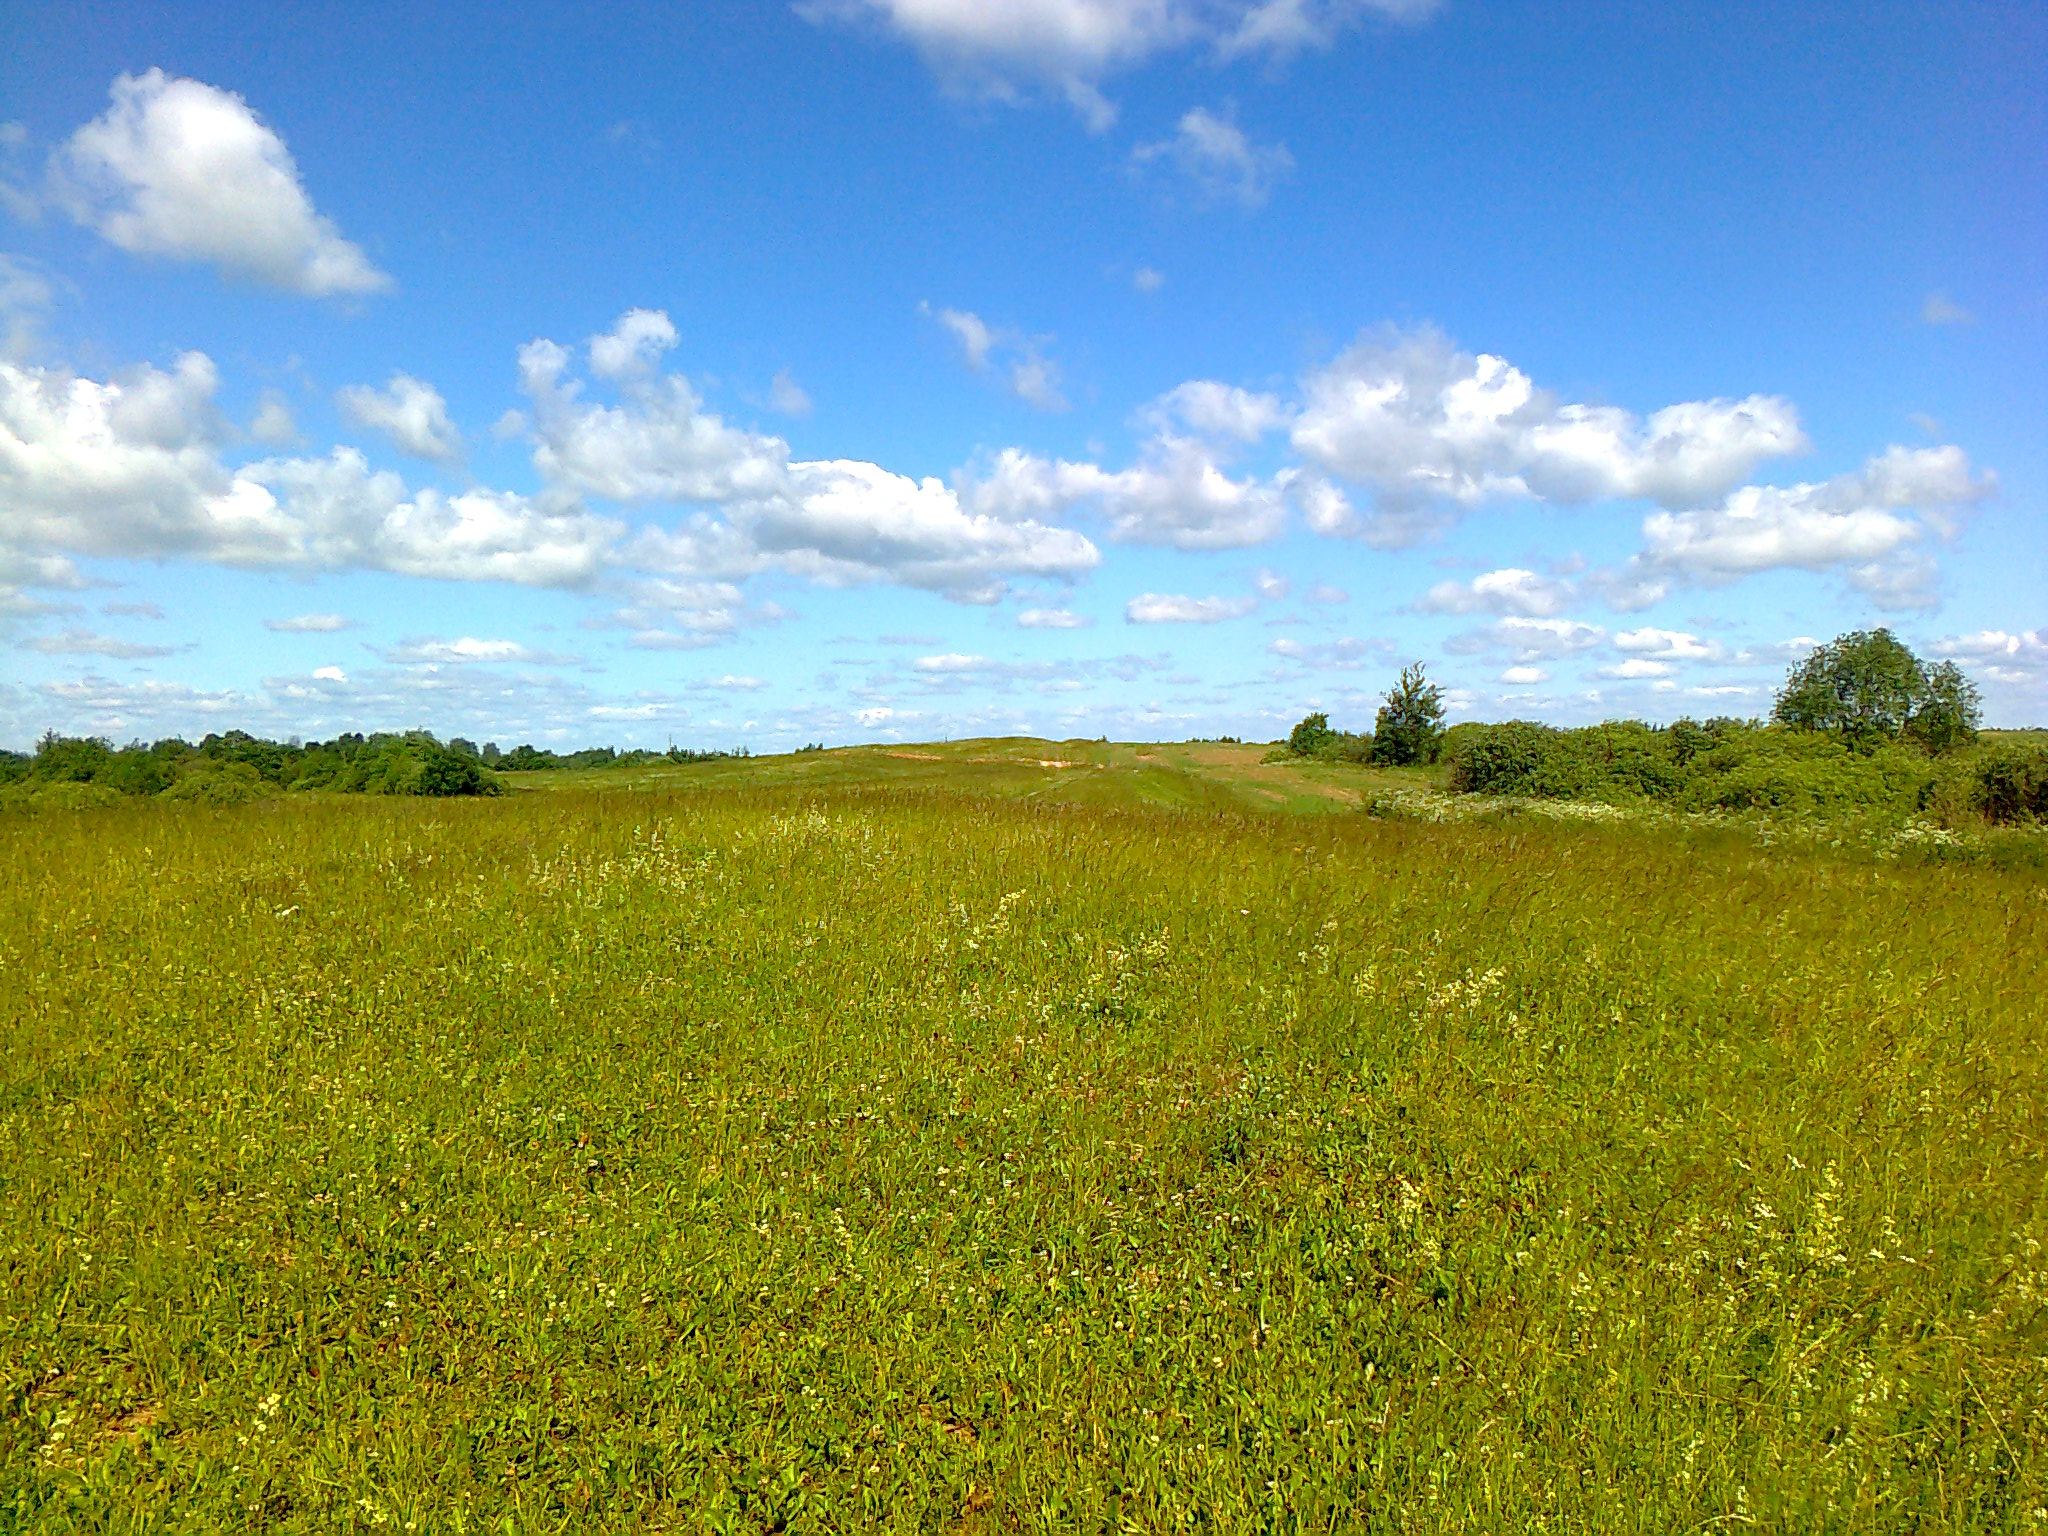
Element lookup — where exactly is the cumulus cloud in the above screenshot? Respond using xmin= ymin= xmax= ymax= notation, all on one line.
xmin=807 ymin=0 xmax=1432 ymax=127
xmin=962 ymin=441 xmax=1286 ymax=548
xmin=384 ymin=636 xmax=551 ymax=665
xmin=336 ymin=373 xmax=464 ymax=462
xmin=1598 ymin=658 xmax=1672 ymax=680
xmin=1498 ymin=665 xmax=1547 ymax=685
xmin=522 ymin=315 xmax=1099 ymax=601
xmin=1933 ymin=628 xmax=2048 ymax=687
xmin=265 ymin=612 xmax=352 ymax=633
xmin=1141 ymin=379 xmax=1288 ymax=442
xmin=0 ymin=354 xmax=620 ymax=587
xmin=1446 ymin=616 xmax=1605 ymax=661
xmin=1018 ymin=606 xmax=1088 ymax=628
xmin=587 ymin=308 xmax=678 ymax=382
xmin=50 ymin=70 xmax=389 ymax=296
xmin=1285 ymin=470 xmax=1453 ymax=549
xmin=1126 ymin=592 xmax=1256 ymax=623
xmin=1416 ymin=566 xmax=1574 ymax=618
xmin=1609 ymin=445 xmax=1994 ymax=611
xmin=1131 ymin=106 xmax=1293 ymax=208
xmin=913 ymin=652 xmax=986 ymax=672
xmin=1612 ymin=626 xmax=1723 ymax=661
xmin=1293 ymin=326 xmax=1807 ymax=528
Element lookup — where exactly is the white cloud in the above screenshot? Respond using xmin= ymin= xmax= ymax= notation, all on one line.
xmin=1254 ymin=568 xmax=1289 ymax=600
xmin=1921 ymin=291 xmax=1973 ymax=326
xmin=1008 ymin=350 xmax=1068 ymax=412
xmin=242 ymin=448 xmax=621 ymax=586
xmin=914 ymin=652 xmax=987 ymax=672
xmin=1142 ymin=379 xmax=1287 ymax=442
xmin=265 ymin=612 xmax=352 ymax=633
xmin=855 ymin=705 xmax=895 ymax=726
xmin=1933 ymin=628 xmax=2048 ymax=687
xmin=1292 ymin=326 xmax=1807 ymax=533
xmin=1598 ymin=658 xmax=1672 ymax=680
xmin=1266 ymin=633 xmax=1385 ymax=667
xmin=249 ymin=389 xmax=299 ymax=446
xmin=1416 ymin=566 xmax=1574 ymax=618
xmin=0 ymin=254 xmax=57 ymax=360
xmin=762 ymin=459 xmax=1098 ymax=599
xmin=924 ymin=304 xmax=1067 ymax=411
xmin=768 ymin=369 xmax=813 ymax=418
xmin=1498 ymin=665 xmax=1547 ymax=685
xmin=51 ymin=70 xmax=388 ymax=296
xmin=808 ymin=1 xmax=1432 ymax=127
xmin=1613 ymin=445 xmax=1993 ymax=611
xmin=1131 ymin=106 xmax=1293 ymax=208
xmin=312 ymin=665 xmax=346 ymax=682
xmin=1307 ymin=582 xmax=1348 ymax=604
xmin=385 ymin=636 xmax=546 ymax=665
xmin=931 ymin=305 xmax=998 ymax=370
xmin=588 ymin=308 xmax=679 ymax=382
xmin=1018 ymin=606 xmax=1088 ymax=628
xmin=336 ymin=373 xmax=464 ymax=462
xmin=1133 ymin=266 xmax=1164 ymax=293
xmin=0 ymin=350 xmax=614 ymax=586
xmin=1447 ymin=616 xmax=1605 ymax=661
xmin=963 ymin=441 xmax=1286 ymax=548
xmin=1285 ymin=470 xmax=1452 ymax=549
xmin=1126 ymin=592 xmax=1256 ymax=623
xmin=26 ymin=627 xmax=177 ymax=659
xmin=1612 ymin=626 xmax=1722 ymax=660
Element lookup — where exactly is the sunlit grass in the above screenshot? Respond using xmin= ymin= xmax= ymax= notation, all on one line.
xmin=3 ymin=756 xmax=2044 ymax=1531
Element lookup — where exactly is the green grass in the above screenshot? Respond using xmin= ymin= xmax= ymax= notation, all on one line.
xmin=3 ymin=743 xmax=2045 ymax=1531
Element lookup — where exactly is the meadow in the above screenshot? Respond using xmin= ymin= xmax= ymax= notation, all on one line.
xmin=3 ymin=741 xmax=2045 ymax=1531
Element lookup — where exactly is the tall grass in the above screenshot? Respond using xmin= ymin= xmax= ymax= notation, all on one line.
xmin=3 ymin=778 xmax=2044 ymax=1531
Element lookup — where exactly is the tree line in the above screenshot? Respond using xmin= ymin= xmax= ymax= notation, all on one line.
xmin=0 ymin=730 xmax=751 ymax=804
xmin=1284 ymin=630 xmax=2046 ymax=826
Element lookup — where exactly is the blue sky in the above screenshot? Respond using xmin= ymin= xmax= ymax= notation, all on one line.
xmin=1 ymin=0 xmax=2042 ymax=750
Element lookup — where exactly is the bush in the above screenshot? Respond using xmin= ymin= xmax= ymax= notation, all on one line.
xmin=1446 ymin=718 xmax=1953 ymax=819
xmin=1970 ymin=742 xmax=2048 ymax=825
xmin=1447 ymin=721 xmax=1559 ymax=796
xmin=161 ymin=762 xmax=273 ymax=806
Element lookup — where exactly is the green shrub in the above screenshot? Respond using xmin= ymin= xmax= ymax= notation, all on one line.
xmin=1447 ymin=720 xmax=1560 ymax=795
xmin=161 ymin=762 xmax=274 ymax=806
xmin=1971 ymin=742 xmax=2048 ymax=825
xmin=1446 ymin=719 xmax=1946 ymax=819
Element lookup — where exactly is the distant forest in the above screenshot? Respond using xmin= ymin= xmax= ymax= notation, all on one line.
xmin=0 ymin=731 xmax=751 ymax=803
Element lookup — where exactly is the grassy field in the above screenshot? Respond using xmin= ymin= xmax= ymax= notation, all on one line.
xmin=4 ymin=741 xmax=2045 ymax=1531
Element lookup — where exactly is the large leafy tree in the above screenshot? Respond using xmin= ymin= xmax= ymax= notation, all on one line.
xmin=1772 ymin=629 xmax=1980 ymax=752
xmin=1372 ymin=664 xmax=1447 ymax=766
